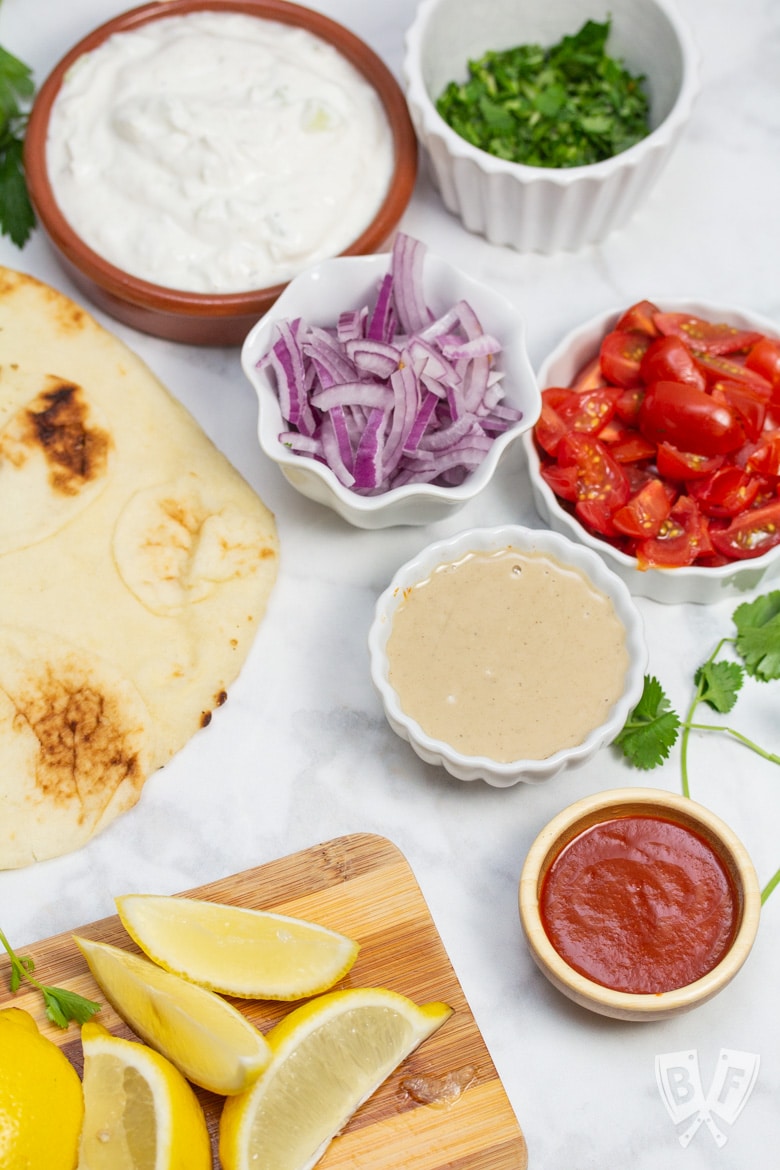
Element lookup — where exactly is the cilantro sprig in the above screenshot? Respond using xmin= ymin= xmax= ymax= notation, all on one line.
xmin=0 ymin=925 xmax=101 ymax=1028
xmin=0 ymin=42 xmax=36 ymax=246
xmin=615 ymin=590 xmax=780 ymax=904
xmin=435 ymin=19 xmax=650 ymax=170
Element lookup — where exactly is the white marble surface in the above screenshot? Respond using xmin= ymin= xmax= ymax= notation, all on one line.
xmin=2 ymin=0 xmax=779 ymax=1166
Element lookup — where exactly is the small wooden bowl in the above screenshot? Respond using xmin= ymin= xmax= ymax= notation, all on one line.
xmin=519 ymin=788 xmax=761 ymax=1021
xmin=24 ymin=0 xmax=418 ymax=346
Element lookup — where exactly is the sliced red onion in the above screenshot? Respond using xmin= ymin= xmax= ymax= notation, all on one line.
xmin=258 ymin=233 xmax=523 ymax=496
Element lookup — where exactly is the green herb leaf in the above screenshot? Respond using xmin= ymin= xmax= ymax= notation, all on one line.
xmin=614 ymin=674 xmax=680 ymax=770
xmin=0 ymin=924 xmax=101 ymax=1029
xmin=435 ymin=18 xmax=649 ymax=170
xmin=733 ymin=591 xmax=780 ymax=680
xmin=0 ymin=43 xmax=36 ymax=248
xmin=694 ymin=659 xmax=743 ymax=713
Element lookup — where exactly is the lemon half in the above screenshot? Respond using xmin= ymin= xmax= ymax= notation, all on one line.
xmin=0 ymin=1007 xmax=83 ymax=1170
xmin=219 ymin=987 xmax=452 ymax=1170
xmin=78 ymin=1020 xmax=211 ymax=1170
xmin=74 ymin=935 xmax=271 ymax=1094
xmin=115 ymin=894 xmax=359 ymax=1000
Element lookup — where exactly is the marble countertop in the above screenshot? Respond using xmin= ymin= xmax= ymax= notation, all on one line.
xmin=1 ymin=0 xmax=779 ymax=1166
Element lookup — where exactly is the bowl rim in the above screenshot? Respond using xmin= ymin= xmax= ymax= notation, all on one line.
xmin=403 ymin=0 xmax=700 ymax=186
xmin=369 ymin=523 xmax=647 ymax=779
xmin=242 ymin=251 xmax=541 ymax=516
xmin=523 ymin=297 xmax=780 ymax=586
xmin=24 ymin=0 xmax=418 ymax=316
xmin=518 ymin=787 xmax=762 ymax=1018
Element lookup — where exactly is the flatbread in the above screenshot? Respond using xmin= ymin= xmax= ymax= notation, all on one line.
xmin=0 ymin=267 xmax=279 ymax=867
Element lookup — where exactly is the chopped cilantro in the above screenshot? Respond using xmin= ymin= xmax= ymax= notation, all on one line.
xmin=0 ymin=43 xmax=36 ymax=247
xmin=615 ymin=591 xmax=780 ymax=904
xmin=435 ymin=19 xmax=650 ymax=169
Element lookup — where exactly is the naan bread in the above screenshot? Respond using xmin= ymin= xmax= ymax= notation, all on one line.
xmin=0 ymin=267 xmax=279 ymax=867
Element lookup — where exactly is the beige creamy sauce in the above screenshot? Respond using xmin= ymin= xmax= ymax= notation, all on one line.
xmin=386 ymin=547 xmax=628 ymax=762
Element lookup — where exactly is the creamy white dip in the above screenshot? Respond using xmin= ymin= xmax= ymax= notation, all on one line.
xmin=386 ymin=547 xmax=628 ymax=762
xmin=46 ymin=12 xmax=395 ymax=293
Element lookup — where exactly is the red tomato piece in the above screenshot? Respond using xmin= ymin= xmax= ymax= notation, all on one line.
xmin=535 ymin=402 xmax=569 ymax=456
xmin=597 ymin=420 xmax=657 ymax=463
xmin=614 ymin=386 xmax=644 ymax=425
xmin=612 ymin=478 xmax=672 ymax=539
xmin=556 ymin=432 xmax=631 ymax=514
xmin=654 ymin=312 xmax=763 ymax=355
xmin=539 ymin=460 xmax=579 ymax=501
xmin=615 ymin=300 xmax=661 ymax=336
xmin=745 ymin=431 xmax=780 ymax=478
xmin=690 ymin=466 xmax=760 ymax=518
xmin=695 ymin=351 xmax=773 ymax=394
xmin=570 ymin=356 xmax=609 ymax=394
xmin=639 ymin=381 xmax=744 ymax=456
xmin=556 ymin=386 xmax=621 ymax=434
xmin=599 ymin=330 xmax=653 ymax=388
xmin=745 ymin=336 xmax=780 ymax=390
xmin=639 ymin=335 xmax=707 ymax=391
xmin=635 ymin=497 xmax=713 ymax=569
xmin=712 ymin=381 xmax=767 ymax=442
xmin=709 ymin=501 xmax=780 ymax=560
xmin=655 ymin=442 xmax=725 ymax=481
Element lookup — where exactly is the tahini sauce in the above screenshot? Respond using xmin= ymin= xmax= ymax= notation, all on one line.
xmin=46 ymin=12 xmax=395 ymax=293
xmin=386 ymin=547 xmax=628 ymax=762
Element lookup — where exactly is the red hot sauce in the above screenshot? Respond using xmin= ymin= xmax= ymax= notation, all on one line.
xmin=540 ymin=815 xmax=740 ymax=994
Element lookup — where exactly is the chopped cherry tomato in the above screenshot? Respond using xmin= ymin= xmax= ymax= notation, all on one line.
xmin=635 ymin=497 xmax=713 ymax=569
xmin=570 ymin=356 xmax=608 ymax=394
xmin=690 ymin=465 xmax=760 ymax=518
xmin=709 ymin=501 xmax=780 ymax=560
xmin=556 ymin=386 xmax=621 ymax=434
xmin=695 ymin=351 xmax=773 ymax=394
xmin=615 ymin=300 xmax=661 ymax=336
xmin=746 ymin=431 xmax=780 ymax=477
xmin=640 ymin=335 xmax=706 ymax=391
xmin=599 ymin=330 xmax=653 ymax=388
xmin=614 ymin=386 xmax=644 ymax=425
xmin=556 ymin=432 xmax=630 ymax=518
xmin=745 ymin=336 xmax=780 ymax=390
xmin=539 ymin=460 xmax=579 ymax=501
xmin=535 ymin=402 xmax=569 ymax=455
xmin=712 ymin=380 xmax=767 ymax=442
xmin=612 ymin=478 xmax=671 ymax=539
xmin=655 ymin=442 xmax=725 ymax=481
xmin=639 ymin=381 xmax=744 ymax=456
xmin=597 ymin=420 xmax=656 ymax=463
xmin=654 ymin=312 xmax=763 ymax=355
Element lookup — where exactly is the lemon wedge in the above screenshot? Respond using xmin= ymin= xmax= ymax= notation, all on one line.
xmin=115 ymin=894 xmax=360 ymax=1000
xmin=78 ymin=1020 xmax=211 ymax=1170
xmin=219 ymin=987 xmax=452 ymax=1170
xmin=74 ymin=936 xmax=271 ymax=1095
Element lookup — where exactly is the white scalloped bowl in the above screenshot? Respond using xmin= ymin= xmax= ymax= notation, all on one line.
xmin=403 ymin=0 xmax=699 ymax=253
xmin=523 ymin=299 xmax=780 ymax=605
xmin=242 ymin=250 xmax=540 ymax=528
xmin=368 ymin=524 xmax=647 ymax=786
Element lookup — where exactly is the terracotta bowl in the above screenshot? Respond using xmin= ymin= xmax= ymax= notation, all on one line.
xmin=519 ymin=788 xmax=761 ymax=1020
xmin=24 ymin=0 xmax=418 ymax=346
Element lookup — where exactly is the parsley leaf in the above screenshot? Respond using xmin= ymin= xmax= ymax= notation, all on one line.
xmin=435 ymin=19 xmax=650 ymax=170
xmin=0 ymin=44 xmax=36 ymax=247
xmin=613 ymin=675 xmax=680 ymax=770
xmin=0 ymin=924 xmax=101 ymax=1028
xmin=733 ymin=591 xmax=780 ymax=681
xmin=694 ymin=659 xmax=743 ymax=713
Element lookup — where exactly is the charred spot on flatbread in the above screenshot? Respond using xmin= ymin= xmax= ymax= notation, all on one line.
xmin=22 ymin=379 xmax=111 ymax=495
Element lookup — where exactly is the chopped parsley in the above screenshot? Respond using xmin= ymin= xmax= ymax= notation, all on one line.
xmin=435 ymin=19 xmax=650 ymax=169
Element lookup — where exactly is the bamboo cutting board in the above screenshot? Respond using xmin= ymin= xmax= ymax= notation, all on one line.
xmin=1 ymin=833 xmax=528 ymax=1169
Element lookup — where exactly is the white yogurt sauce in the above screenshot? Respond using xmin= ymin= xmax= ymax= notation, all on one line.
xmin=46 ymin=12 xmax=395 ymax=293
